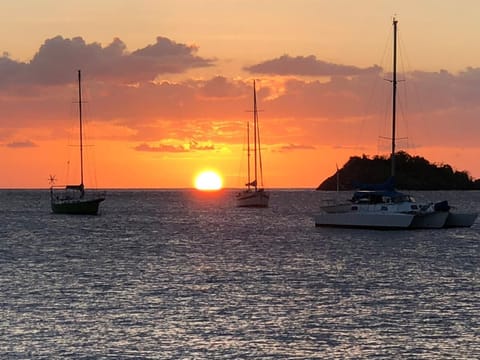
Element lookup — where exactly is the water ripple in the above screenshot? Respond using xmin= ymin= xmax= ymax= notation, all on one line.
xmin=0 ymin=190 xmax=479 ymax=358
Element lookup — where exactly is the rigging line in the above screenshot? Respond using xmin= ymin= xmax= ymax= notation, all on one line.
xmin=397 ymin=94 xmax=409 ymax=150
xmin=254 ymin=80 xmax=265 ymax=188
xmin=257 ymin=108 xmax=264 ymax=188
xmin=81 ymin=83 xmax=100 ymax=189
xmin=375 ymin=24 xmax=390 ymax=155
xmin=253 ymin=80 xmax=266 ymax=189
xmin=398 ymin=32 xmax=424 ymax=153
xmin=65 ymin=160 xmax=70 ymax=187
xmin=395 ymin=31 xmax=409 ymax=153
xmin=359 ymin=22 xmax=393 ymax=156
xmin=378 ymin=80 xmax=392 ymax=155
xmin=64 ymin=82 xmax=79 ymax=185
xmin=237 ymin=120 xmax=247 ymax=187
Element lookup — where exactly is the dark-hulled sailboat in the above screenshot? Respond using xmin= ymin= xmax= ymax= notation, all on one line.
xmin=50 ymin=70 xmax=105 ymax=215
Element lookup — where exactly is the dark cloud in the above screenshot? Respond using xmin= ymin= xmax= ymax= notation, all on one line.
xmin=129 ymin=36 xmax=215 ymax=76
xmin=134 ymin=143 xmax=188 ymax=153
xmin=5 ymin=141 xmax=37 ymax=148
xmin=134 ymin=140 xmax=215 ymax=153
xmin=273 ymin=143 xmax=316 ymax=152
xmin=0 ymin=35 xmax=214 ymax=88
xmin=0 ymin=56 xmax=28 ymax=87
xmin=189 ymin=140 xmax=215 ymax=151
xmin=244 ymin=54 xmax=381 ymax=76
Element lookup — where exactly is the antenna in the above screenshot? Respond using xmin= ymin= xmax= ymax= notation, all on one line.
xmin=48 ymin=174 xmax=57 ymax=185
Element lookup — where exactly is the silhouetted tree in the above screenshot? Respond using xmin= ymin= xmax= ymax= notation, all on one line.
xmin=317 ymin=151 xmax=478 ymax=190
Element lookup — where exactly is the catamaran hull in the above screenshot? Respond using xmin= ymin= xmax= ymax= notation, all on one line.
xmin=321 ymin=203 xmax=354 ymax=213
xmin=51 ymin=198 xmax=105 ymax=215
xmin=410 ymin=211 xmax=449 ymax=229
xmin=444 ymin=212 xmax=478 ymax=228
xmin=236 ymin=191 xmax=269 ymax=208
xmin=315 ymin=212 xmax=414 ymax=229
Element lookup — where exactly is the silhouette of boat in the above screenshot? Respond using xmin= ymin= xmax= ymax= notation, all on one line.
xmin=315 ymin=18 xmax=448 ymax=229
xmin=50 ymin=70 xmax=105 ymax=215
xmin=236 ymin=80 xmax=269 ymax=207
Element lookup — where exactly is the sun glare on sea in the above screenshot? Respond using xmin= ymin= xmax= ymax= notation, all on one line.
xmin=194 ymin=170 xmax=223 ymax=191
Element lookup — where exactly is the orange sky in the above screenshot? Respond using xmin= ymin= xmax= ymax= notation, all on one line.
xmin=1 ymin=1 xmax=480 ymax=188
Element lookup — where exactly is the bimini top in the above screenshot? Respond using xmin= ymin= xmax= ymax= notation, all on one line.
xmin=351 ymin=177 xmax=415 ymax=204
xmin=353 ymin=176 xmax=396 ymax=191
xmin=352 ymin=189 xmax=414 ymax=204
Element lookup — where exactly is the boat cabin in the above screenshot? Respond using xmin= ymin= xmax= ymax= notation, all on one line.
xmin=352 ymin=189 xmax=416 ymax=205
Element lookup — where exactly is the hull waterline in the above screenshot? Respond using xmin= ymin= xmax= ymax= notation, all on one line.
xmin=410 ymin=211 xmax=449 ymax=229
xmin=51 ymin=197 xmax=105 ymax=215
xmin=444 ymin=212 xmax=478 ymax=228
xmin=236 ymin=190 xmax=269 ymax=208
xmin=315 ymin=212 xmax=414 ymax=229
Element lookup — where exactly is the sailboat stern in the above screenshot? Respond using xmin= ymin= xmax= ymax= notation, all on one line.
xmin=51 ymin=186 xmax=105 ymax=215
xmin=51 ymin=196 xmax=105 ymax=215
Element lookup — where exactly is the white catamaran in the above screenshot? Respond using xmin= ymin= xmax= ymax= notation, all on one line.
xmin=236 ymin=80 xmax=269 ymax=208
xmin=314 ymin=18 xmax=473 ymax=229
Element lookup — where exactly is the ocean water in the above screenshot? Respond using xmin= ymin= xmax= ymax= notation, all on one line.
xmin=0 ymin=189 xmax=479 ymax=359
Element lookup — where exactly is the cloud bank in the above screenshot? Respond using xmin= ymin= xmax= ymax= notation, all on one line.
xmin=0 ymin=36 xmax=479 ymax=156
xmin=0 ymin=35 xmax=214 ymax=87
xmin=244 ymin=55 xmax=381 ymax=76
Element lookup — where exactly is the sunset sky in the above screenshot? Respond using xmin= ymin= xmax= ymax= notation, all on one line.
xmin=1 ymin=1 xmax=480 ymax=188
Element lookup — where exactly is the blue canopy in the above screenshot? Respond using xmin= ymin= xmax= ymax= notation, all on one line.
xmin=352 ymin=176 xmax=396 ymax=191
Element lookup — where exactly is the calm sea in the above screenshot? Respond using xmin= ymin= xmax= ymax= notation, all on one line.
xmin=0 ymin=189 xmax=479 ymax=359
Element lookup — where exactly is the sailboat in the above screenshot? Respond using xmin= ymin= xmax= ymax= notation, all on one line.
xmin=315 ymin=18 xmax=448 ymax=229
xmin=236 ymin=80 xmax=270 ymax=208
xmin=50 ymin=70 xmax=105 ymax=215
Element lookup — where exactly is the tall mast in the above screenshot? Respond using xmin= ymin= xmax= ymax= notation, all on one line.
xmin=247 ymin=120 xmax=251 ymax=189
xmin=78 ymin=70 xmax=84 ymax=188
xmin=257 ymin=83 xmax=264 ymax=188
xmin=391 ymin=18 xmax=398 ymax=178
xmin=253 ymin=80 xmax=258 ymax=190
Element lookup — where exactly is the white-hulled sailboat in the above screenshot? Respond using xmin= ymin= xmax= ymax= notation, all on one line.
xmin=50 ymin=70 xmax=105 ymax=215
xmin=315 ymin=18 xmax=448 ymax=229
xmin=236 ymin=80 xmax=269 ymax=208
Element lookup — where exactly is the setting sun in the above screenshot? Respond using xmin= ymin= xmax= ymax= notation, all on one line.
xmin=194 ymin=170 xmax=223 ymax=191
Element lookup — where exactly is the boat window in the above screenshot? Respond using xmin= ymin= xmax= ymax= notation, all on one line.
xmin=351 ymin=206 xmax=358 ymax=211
xmin=381 ymin=206 xmax=388 ymax=211
xmin=411 ymin=205 xmax=418 ymax=210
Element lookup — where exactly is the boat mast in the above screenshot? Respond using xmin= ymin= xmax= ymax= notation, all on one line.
xmin=256 ymin=83 xmax=264 ymax=189
xmin=247 ymin=120 xmax=251 ymax=190
xmin=78 ymin=70 xmax=84 ymax=189
xmin=253 ymin=80 xmax=258 ymax=191
xmin=391 ymin=18 xmax=398 ymax=178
